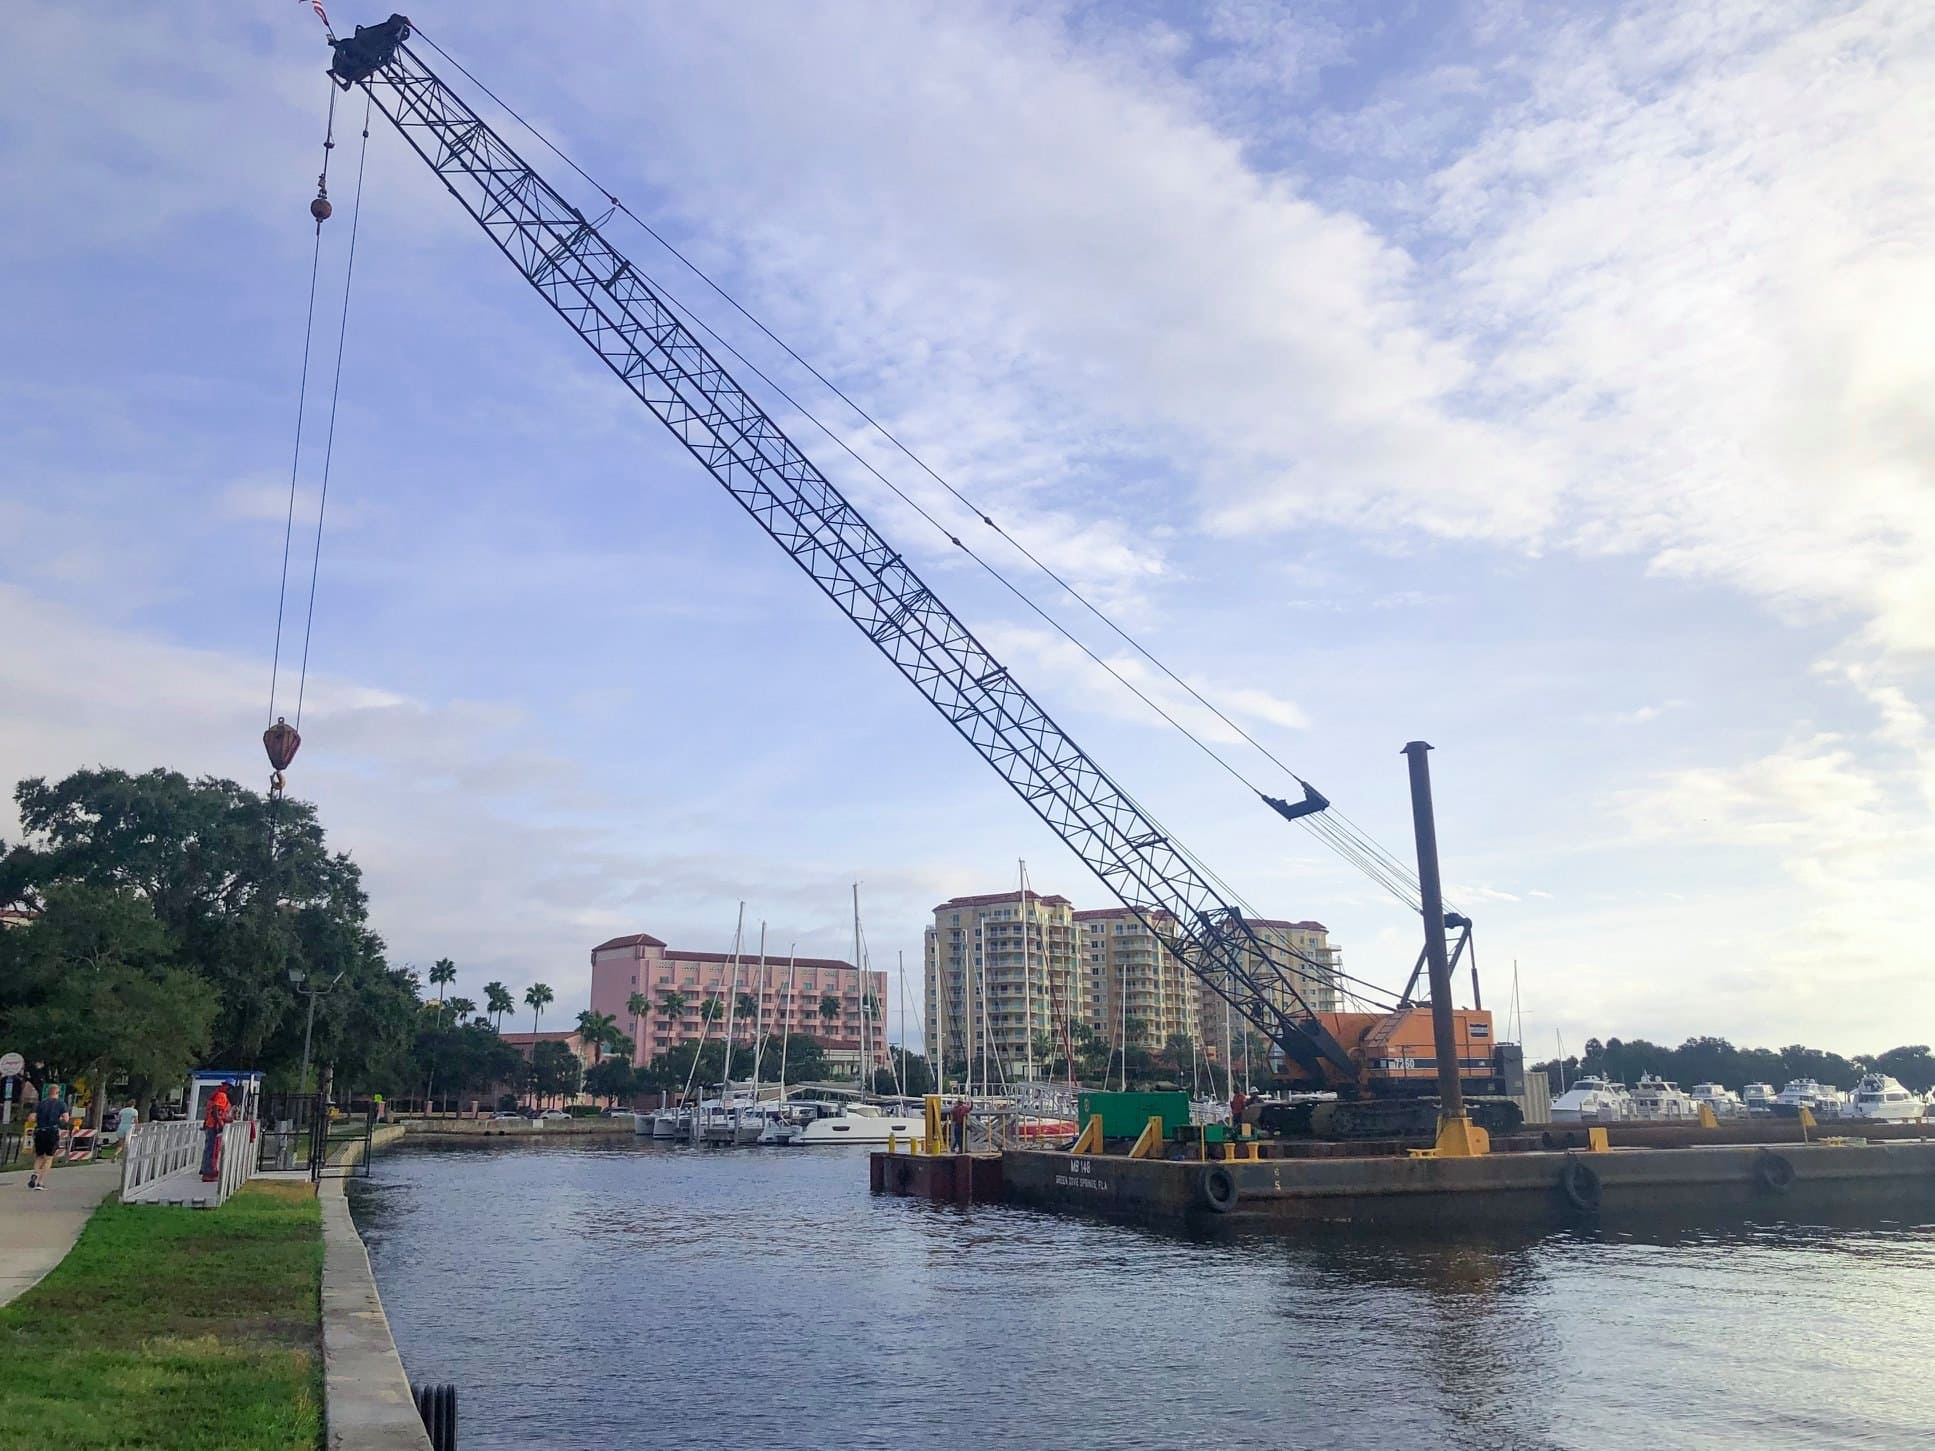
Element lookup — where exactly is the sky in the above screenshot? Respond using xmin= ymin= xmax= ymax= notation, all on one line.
xmin=2 ymin=0 xmax=1930 ymax=1059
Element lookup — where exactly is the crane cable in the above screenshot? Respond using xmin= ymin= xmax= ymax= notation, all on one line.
xmin=400 ymin=37 xmax=1447 ymax=932
xmin=266 ymin=77 xmax=371 ymax=796
xmin=412 ymin=29 xmax=1439 ymax=918
xmin=404 ymin=30 xmax=1435 ymax=916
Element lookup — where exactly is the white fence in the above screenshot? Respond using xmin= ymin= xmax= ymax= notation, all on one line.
xmin=120 ymin=1119 xmax=255 ymax=1207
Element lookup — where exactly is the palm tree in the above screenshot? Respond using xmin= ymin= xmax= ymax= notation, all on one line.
xmin=657 ymin=989 xmax=689 ymax=1033
xmin=700 ymin=994 xmax=724 ymax=1024
xmin=577 ymin=1009 xmax=620 ymax=1065
xmin=484 ymin=981 xmax=514 ymax=1033
xmin=524 ymin=982 xmax=554 ymax=1040
xmin=626 ymin=991 xmax=652 ymax=1059
xmin=428 ymin=958 xmax=458 ymax=1025
xmin=735 ymin=993 xmax=759 ymax=1039
xmin=818 ymin=994 xmax=842 ymax=1034
xmin=448 ymin=996 xmax=477 ymax=1024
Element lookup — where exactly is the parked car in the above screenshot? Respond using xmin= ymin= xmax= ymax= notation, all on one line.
xmin=604 ymin=1108 xmax=635 ymax=1118
xmin=488 ymin=1112 xmax=524 ymax=1123
xmin=538 ymin=1108 xmax=570 ymax=1121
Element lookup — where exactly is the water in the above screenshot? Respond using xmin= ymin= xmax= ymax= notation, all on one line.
xmin=349 ymin=1139 xmax=1935 ymax=1450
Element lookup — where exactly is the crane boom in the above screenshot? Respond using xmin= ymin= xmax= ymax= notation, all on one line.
xmin=327 ymin=16 xmax=1358 ymax=1081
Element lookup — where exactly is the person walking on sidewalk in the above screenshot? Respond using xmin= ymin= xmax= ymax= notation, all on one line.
xmin=26 ymin=1089 xmax=70 ymax=1191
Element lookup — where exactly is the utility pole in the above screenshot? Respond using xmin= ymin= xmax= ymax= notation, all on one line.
xmin=288 ymin=969 xmax=345 ymax=1099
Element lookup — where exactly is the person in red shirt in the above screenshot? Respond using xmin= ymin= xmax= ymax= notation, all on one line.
xmin=949 ymin=1096 xmax=971 ymax=1153
xmin=1229 ymin=1089 xmax=1248 ymax=1140
xmin=200 ymin=1082 xmax=233 ymax=1181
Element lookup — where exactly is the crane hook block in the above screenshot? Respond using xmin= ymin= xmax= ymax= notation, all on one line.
xmin=264 ymin=717 xmax=303 ymax=773
xmin=328 ymin=14 xmax=413 ymax=89
xmin=1261 ymin=779 xmax=1330 ymax=824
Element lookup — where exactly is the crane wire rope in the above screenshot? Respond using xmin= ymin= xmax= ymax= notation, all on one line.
xmin=402 ymin=28 xmax=1412 ymax=1013
xmin=268 ymin=81 xmax=337 ymax=731
xmin=394 ymin=30 xmax=1410 ymax=1015
xmin=293 ymin=92 xmax=373 ymax=730
xmin=408 ymin=27 xmax=1434 ymax=918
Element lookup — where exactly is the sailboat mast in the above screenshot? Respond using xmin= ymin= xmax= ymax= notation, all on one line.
xmin=898 ymin=950 xmax=909 ymax=1099
xmin=852 ymin=883 xmax=866 ymax=1094
xmin=778 ymin=946 xmax=797 ymax=1099
xmin=750 ymin=922 xmax=767 ymax=1106
xmin=1018 ymin=859 xmax=1033 ymax=1085
xmin=720 ymin=910 xmax=744 ymax=1099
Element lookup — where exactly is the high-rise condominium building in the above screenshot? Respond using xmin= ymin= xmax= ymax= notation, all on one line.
xmin=923 ymin=890 xmax=1082 ymax=1084
xmin=1195 ymin=919 xmax=1343 ymax=1062
xmin=1076 ymin=907 xmax=1198 ymax=1050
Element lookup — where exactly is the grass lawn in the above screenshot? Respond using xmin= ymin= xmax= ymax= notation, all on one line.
xmin=0 ymin=1181 xmax=323 ymax=1450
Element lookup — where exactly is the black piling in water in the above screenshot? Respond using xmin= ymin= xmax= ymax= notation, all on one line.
xmin=413 ymin=1382 xmax=459 ymax=1451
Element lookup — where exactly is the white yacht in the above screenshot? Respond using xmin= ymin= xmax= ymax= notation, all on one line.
xmin=1549 ymin=1076 xmax=1631 ymax=1124
xmin=1849 ymin=1074 xmax=1923 ymax=1122
xmin=1627 ymin=1075 xmax=1702 ymax=1122
xmin=1770 ymin=1079 xmax=1843 ymax=1119
xmin=1740 ymin=1083 xmax=1777 ymax=1116
xmin=1689 ymin=1083 xmax=1745 ymax=1119
xmin=796 ymin=1101 xmax=927 ymax=1145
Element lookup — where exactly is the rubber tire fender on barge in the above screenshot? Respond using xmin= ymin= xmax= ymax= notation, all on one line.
xmin=1201 ymin=1165 xmax=1240 ymax=1214
xmin=1754 ymin=1150 xmax=1795 ymax=1194
xmin=1558 ymin=1154 xmax=1602 ymax=1213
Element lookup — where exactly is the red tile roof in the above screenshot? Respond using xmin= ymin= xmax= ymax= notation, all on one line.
xmin=1072 ymin=906 xmax=1175 ymax=921
xmin=1245 ymin=918 xmax=1329 ymax=933
xmin=664 ymin=948 xmax=861 ymax=972
xmin=932 ymin=890 xmax=1072 ymax=911
xmin=591 ymin=932 xmax=668 ymax=953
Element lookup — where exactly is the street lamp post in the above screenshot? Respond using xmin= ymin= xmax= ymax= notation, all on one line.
xmin=289 ymin=969 xmax=345 ymax=1097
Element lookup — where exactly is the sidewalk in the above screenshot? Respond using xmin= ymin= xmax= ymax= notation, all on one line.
xmin=0 ymin=1159 xmax=120 ymax=1307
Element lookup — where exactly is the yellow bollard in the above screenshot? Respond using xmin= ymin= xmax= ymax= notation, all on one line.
xmin=924 ymin=1095 xmax=945 ymax=1155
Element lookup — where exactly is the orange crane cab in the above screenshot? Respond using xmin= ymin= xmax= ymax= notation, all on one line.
xmin=1267 ymin=1006 xmax=1525 ymax=1139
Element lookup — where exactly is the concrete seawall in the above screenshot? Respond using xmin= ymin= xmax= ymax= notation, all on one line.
xmin=396 ymin=1116 xmax=636 ymax=1138
xmin=321 ymin=1176 xmax=431 ymax=1451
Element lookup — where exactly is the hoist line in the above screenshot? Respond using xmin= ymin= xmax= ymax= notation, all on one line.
xmin=293 ymin=90 xmax=373 ymax=730
xmin=408 ymin=27 xmax=1432 ymax=919
xmin=269 ymin=81 xmax=338 ymax=728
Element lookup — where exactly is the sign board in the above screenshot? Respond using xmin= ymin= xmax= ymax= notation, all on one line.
xmin=0 ymin=1052 xmax=22 ymax=1078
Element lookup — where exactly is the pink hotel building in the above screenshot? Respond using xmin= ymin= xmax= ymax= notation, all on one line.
xmin=588 ymin=932 xmax=891 ymax=1077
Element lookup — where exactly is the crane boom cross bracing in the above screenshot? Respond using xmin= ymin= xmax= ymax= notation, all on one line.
xmin=328 ymin=15 xmax=1358 ymax=1081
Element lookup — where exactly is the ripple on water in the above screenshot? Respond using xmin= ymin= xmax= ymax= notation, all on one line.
xmin=349 ymin=1139 xmax=1935 ymax=1451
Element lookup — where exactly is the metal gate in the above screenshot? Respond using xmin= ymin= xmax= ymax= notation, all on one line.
xmin=317 ymin=1103 xmax=377 ymax=1179
xmin=257 ymin=1093 xmax=327 ymax=1176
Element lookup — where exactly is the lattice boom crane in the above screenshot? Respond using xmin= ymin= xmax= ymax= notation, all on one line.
xmin=324 ymin=15 xmax=1364 ymax=1083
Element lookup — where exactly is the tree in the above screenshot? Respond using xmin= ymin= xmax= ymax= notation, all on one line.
xmin=584 ymin=1056 xmax=636 ymax=1107
xmin=700 ymin=994 xmax=724 ymax=1024
xmin=428 ymin=958 xmax=458 ymax=1024
xmin=819 ymin=994 xmax=841 ymax=1032
xmin=523 ymin=982 xmax=554 ymax=1038
xmin=735 ymin=993 xmax=759 ymax=1035
xmin=873 ymin=1048 xmax=932 ymax=1097
xmin=657 ymin=989 xmax=689 ymax=1032
xmin=576 ymin=1009 xmax=619 ymax=1064
xmin=0 ymin=884 xmax=219 ymax=1125
xmin=0 ymin=768 xmax=412 ymax=1095
xmin=769 ymin=1033 xmax=828 ymax=1085
xmin=531 ymin=1039 xmax=582 ymax=1107
xmin=446 ymin=996 xmax=477 ymax=1024
xmin=484 ymin=981 xmax=515 ymax=1033
xmin=626 ymin=991 xmax=652 ymax=1056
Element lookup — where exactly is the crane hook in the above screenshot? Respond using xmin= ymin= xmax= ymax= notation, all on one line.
xmin=264 ymin=716 xmax=302 ymax=800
